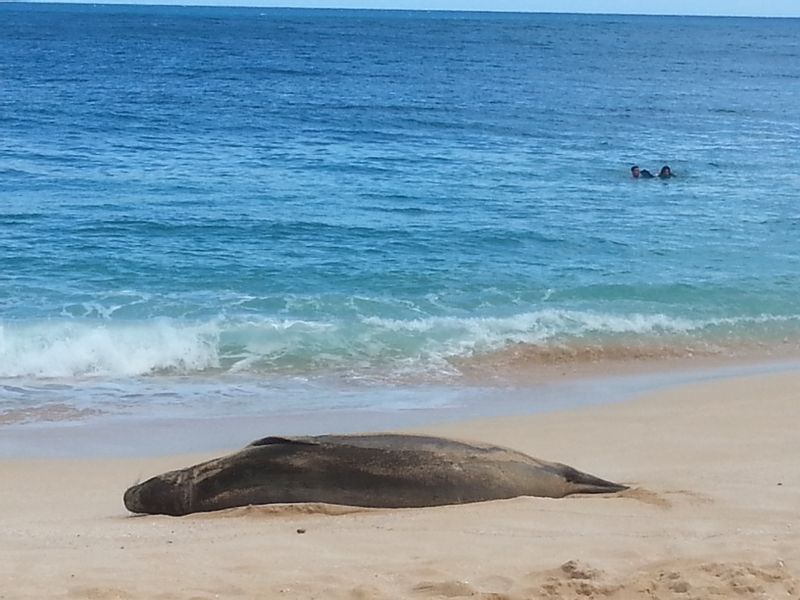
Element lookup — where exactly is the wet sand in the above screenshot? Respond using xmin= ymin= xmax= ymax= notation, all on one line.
xmin=1 ymin=368 xmax=799 ymax=599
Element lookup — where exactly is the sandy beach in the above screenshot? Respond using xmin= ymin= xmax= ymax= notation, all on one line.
xmin=1 ymin=368 xmax=798 ymax=600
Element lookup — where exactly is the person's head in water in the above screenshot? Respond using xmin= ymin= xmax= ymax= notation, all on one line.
xmin=631 ymin=165 xmax=641 ymax=178
xmin=659 ymin=165 xmax=673 ymax=178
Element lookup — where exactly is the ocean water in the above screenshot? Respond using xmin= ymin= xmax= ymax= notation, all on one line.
xmin=2 ymin=4 xmax=800 ymax=427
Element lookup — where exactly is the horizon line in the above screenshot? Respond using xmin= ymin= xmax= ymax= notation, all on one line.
xmin=7 ymin=1 xmax=800 ymax=19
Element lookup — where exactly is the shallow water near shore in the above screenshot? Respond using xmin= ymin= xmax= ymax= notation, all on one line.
xmin=2 ymin=5 xmax=800 ymax=426
xmin=3 ymin=357 xmax=799 ymax=458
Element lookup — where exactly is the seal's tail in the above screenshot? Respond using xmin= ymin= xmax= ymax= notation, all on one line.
xmin=560 ymin=464 xmax=629 ymax=494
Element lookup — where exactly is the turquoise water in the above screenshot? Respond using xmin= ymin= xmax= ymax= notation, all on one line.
xmin=2 ymin=4 xmax=800 ymax=423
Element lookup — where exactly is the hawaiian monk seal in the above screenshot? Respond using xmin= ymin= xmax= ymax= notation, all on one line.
xmin=124 ymin=434 xmax=627 ymax=516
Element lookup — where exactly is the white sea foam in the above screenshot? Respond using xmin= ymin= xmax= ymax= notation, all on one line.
xmin=362 ymin=309 xmax=700 ymax=346
xmin=0 ymin=320 xmax=220 ymax=378
xmin=0 ymin=310 xmax=798 ymax=380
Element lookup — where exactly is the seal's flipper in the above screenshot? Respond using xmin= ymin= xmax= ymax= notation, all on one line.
xmin=558 ymin=463 xmax=628 ymax=494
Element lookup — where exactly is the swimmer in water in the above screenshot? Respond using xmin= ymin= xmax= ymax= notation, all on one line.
xmin=631 ymin=165 xmax=654 ymax=179
xmin=658 ymin=165 xmax=674 ymax=178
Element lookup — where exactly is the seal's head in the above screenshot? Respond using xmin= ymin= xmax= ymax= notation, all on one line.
xmin=124 ymin=471 xmax=191 ymax=516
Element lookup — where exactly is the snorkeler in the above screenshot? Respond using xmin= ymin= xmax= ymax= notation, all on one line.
xmin=631 ymin=165 xmax=654 ymax=179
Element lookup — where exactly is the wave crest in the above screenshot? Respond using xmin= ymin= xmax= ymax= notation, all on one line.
xmin=0 ymin=320 xmax=220 ymax=378
xmin=1 ymin=310 xmax=798 ymax=379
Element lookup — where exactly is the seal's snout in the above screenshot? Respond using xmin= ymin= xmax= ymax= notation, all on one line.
xmin=123 ymin=483 xmax=142 ymax=513
xmin=124 ymin=475 xmax=187 ymax=516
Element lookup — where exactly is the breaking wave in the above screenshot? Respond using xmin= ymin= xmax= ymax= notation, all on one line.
xmin=1 ymin=309 xmax=799 ymax=380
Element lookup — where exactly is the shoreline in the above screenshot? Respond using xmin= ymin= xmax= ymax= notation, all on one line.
xmin=1 ymin=365 xmax=798 ymax=598
xmin=2 ymin=353 xmax=800 ymax=458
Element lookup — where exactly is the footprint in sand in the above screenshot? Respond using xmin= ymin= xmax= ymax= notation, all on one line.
xmin=412 ymin=580 xmax=477 ymax=598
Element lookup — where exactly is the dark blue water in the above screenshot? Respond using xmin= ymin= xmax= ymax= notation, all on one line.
xmin=2 ymin=4 xmax=800 ymax=422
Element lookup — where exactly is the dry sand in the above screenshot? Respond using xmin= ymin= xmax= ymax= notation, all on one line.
xmin=1 ymin=369 xmax=798 ymax=599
